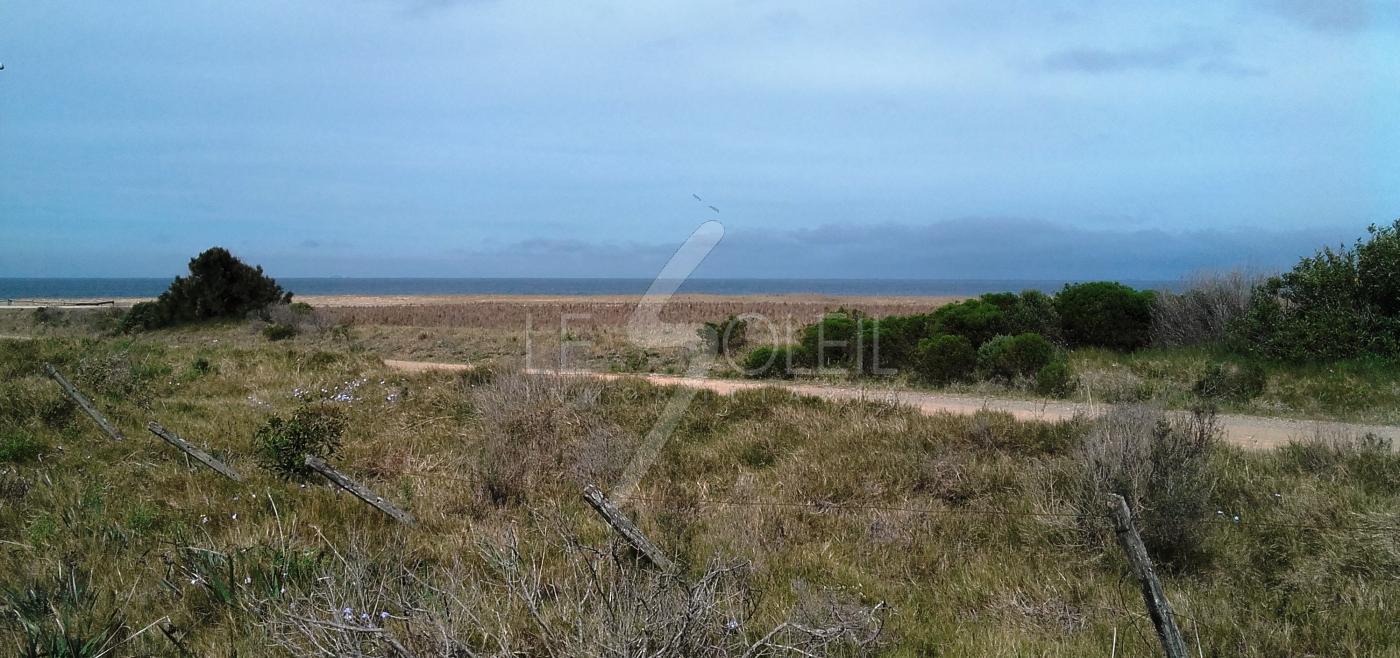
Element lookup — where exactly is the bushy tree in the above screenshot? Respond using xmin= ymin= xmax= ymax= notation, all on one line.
xmin=928 ymin=298 xmax=1007 ymax=348
xmin=977 ymin=333 xmax=1056 ymax=380
xmin=1231 ymin=221 xmax=1400 ymax=361
xmin=1055 ymin=282 xmax=1154 ymax=351
xmin=798 ymin=311 xmax=863 ymax=368
xmin=913 ymin=334 xmax=976 ymax=385
xmin=120 ymin=247 xmax=290 ymax=332
xmin=859 ymin=313 xmax=932 ymax=373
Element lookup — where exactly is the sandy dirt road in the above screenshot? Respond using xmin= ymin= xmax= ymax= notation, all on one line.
xmin=384 ymin=360 xmax=1400 ymax=451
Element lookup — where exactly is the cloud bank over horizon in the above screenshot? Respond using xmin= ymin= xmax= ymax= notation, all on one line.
xmin=1 ymin=1 xmax=1397 ymax=278
xmin=0 ymin=218 xmax=1374 ymax=281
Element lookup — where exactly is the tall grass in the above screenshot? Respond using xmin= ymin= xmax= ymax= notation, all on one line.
xmin=0 ymin=329 xmax=1396 ymax=655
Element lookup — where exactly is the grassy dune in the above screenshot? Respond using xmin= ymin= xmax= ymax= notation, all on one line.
xmin=0 ymin=315 xmax=1398 ymax=656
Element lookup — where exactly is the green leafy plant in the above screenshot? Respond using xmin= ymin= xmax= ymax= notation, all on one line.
xmin=120 ymin=247 xmax=291 ymax=332
xmin=1034 ymin=359 xmax=1075 ymax=397
xmin=252 ymin=406 xmax=345 ymax=481
xmin=743 ymin=345 xmax=803 ymax=379
xmin=0 ymin=430 xmax=47 ymax=464
xmin=698 ymin=315 xmax=749 ymax=356
xmin=263 ymin=323 xmax=298 ymax=341
xmin=913 ymin=334 xmax=976 ymax=385
xmin=1055 ymin=281 xmax=1154 ymax=351
xmin=976 ymin=333 xmax=1055 ymax=381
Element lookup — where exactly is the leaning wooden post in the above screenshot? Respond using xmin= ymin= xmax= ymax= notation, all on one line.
xmin=305 ymin=456 xmax=415 ymax=526
xmin=1106 ymin=493 xmax=1188 ymax=658
xmin=582 ymin=484 xmax=674 ymax=571
xmin=146 ymin=421 xmax=242 ymax=481
xmin=44 ymin=363 xmax=125 ymax=441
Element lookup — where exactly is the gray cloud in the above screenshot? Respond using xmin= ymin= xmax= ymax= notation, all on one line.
xmin=1251 ymin=0 xmax=1372 ymax=33
xmin=1042 ymin=38 xmax=1262 ymax=76
xmin=422 ymin=218 xmax=1355 ymax=281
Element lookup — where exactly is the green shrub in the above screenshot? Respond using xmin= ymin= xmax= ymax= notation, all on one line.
xmin=1055 ymin=281 xmax=1154 ymax=351
xmin=1034 ymin=359 xmax=1075 ymax=397
xmin=252 ymin=406 xmax=345 ymax=481
xmin=976 ymin=333 xmax=1055 ymax=380
xmin=798 ymin=311 xmax=861 ymax=368
xmin=120 ymin=247 xmax=291 ymax=332
xmin=913 ymin=334 xmax=976 ymax=385
xmin=981 ymin=291 xmax=1063 ymax=343
xmin=859 ymin=313 xmax=932 ymax=372
xmin=929 ymin=299 xmax=1006 ymax=348
xmin=698 ymin=315 xmax=749 ymax=356
xmin=743 ymin=345 xmax=803 ymax=379
xmin=1232 ymin=220 xmax=1400 ymax=361
xmin=1357 ymin=220 xmax=1400 ymax=316
xmin=263 ymin=323 xmax=297 ymax=341
xmin=0 ymin=430 xmax=46 ymax=463
xmin=288 ymin=301 xmax=314 ymax=316
xmin=1193 ymin=362 xmax=1266 ymax=403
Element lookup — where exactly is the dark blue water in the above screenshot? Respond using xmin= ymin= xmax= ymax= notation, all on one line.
xmin=0 ymin=278 xmax=1180 ymax=299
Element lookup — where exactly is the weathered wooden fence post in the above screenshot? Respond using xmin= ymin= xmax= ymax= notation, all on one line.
xmin=45 ymin=363 xmax=126 ymax=441
xmin=582 ymin=484 xmax=674 ymax=571
xmin=146 ymin=421 xmax=242 ymax=481
xmin=305 ymin=456 xmax=415 ymax=525
xmin=1106 ymin=493 xmax=1189 ymax=658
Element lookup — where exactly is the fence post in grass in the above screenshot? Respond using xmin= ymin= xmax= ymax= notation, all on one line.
xmin=146 ymin=421 xmax=242 ymax=481
xmin=582 ymin=484 xmax=674 ymax=571
xmin=304 ymin=456 xmax=415 ymax=526
xmin=44 ymin=363 xmax=126 ymax=441
xmin=1106 ymin=493 xmax=1188 ymax=658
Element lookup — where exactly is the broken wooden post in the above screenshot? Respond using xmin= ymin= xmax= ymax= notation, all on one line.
xmin=582 ymin=484 xmax=674 ymax=571
xmin=304 ymin=456 xmax=415 ymax=525
xmin=1106 ymin=493 xmax=1188 ymax=658
xmin=44 ymin=363 xmax=125 ymax=441
xmin=147 ymin=421 xmax=242 ymax=481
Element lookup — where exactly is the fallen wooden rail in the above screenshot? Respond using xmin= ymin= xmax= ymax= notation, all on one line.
xmin=305 ymin=456 xmax=415 ymax=525
xmin=147 ymin=421 xmax=242 ymax=481
xmin=1106 ymin=493 xmax=1189 ymax=658
xmin=45 ymin=363 xmax=126 ymax=441
xmin=582 ymin=484 xmax=674 ymax=571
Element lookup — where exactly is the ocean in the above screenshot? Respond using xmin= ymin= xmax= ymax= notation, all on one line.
xmin=0 ymin=278 xmax=1180 ymax=299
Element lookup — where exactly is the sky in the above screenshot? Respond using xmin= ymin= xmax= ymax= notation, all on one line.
xmin=1 ymin=0 xmax=1398 ymax=279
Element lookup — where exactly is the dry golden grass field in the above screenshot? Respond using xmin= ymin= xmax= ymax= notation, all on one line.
xmin=0 ymin=302 xmax=1398 ymax=657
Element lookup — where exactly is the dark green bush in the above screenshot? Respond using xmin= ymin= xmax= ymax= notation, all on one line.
xmin=252 ymin=406 xmax=345 ymax=481
xmin=929 ymin=299 xmax=1007 ymax=348
xmin=981 ymin=291 xmax=1063 ymax=343
xmin=1232 ymin=220 xmax=1400 ymax=361
xmin=698 ymin=315 xmax=749 ymax=356
xmin=977 ymin=333 xmax=1055 ymax=380
xmin=1034 ymin=359 xmax=1075 ymax=397
xmin=859 ymin=313 xmax=932 ymax=373
xmin=1055 ymin=281 xmax=1154 ymax=351
xmin=1357 ymin=220 xmax=1400 ymax=316
xmin=743 ymin=345 xmax=803 ymax=379
xmin=263 ymin=323 xmax=297 ymax=341
xmin=120 ymin=247 xmax=291 ymax=332
xmin=913 ymin=334 xmax=976 ymax=385
xmin=798 ymin=311 xmax=862 ymax=368
xmin=1193 ymin=362 xmax=1266 ymax=403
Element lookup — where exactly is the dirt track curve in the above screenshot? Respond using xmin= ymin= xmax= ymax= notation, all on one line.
xmin=383 ymin=360 xmax=1400 ymax=451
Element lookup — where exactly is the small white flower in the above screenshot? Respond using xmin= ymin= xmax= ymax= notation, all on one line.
xmin=231 ymin=513 xmax=238 ymax=520
xmin=200 ymin=515 xmax=209 ymax=524
xmin=379 ymin=611 xmax=390 ymax=619
xmin=243 ymin=576 xmax=252 ymax=584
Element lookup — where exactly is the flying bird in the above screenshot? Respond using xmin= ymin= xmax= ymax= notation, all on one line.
xmin=707 ymin=205 xmax=720 ymax=214
xmin=692 ymin=193 xmax=702 ymax=202
xmin=0 ymin=63 xmax=6 ymax=71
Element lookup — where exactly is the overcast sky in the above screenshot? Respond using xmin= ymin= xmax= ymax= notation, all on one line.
xmin=2 ymin=1 xmax=1397 ymax=278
